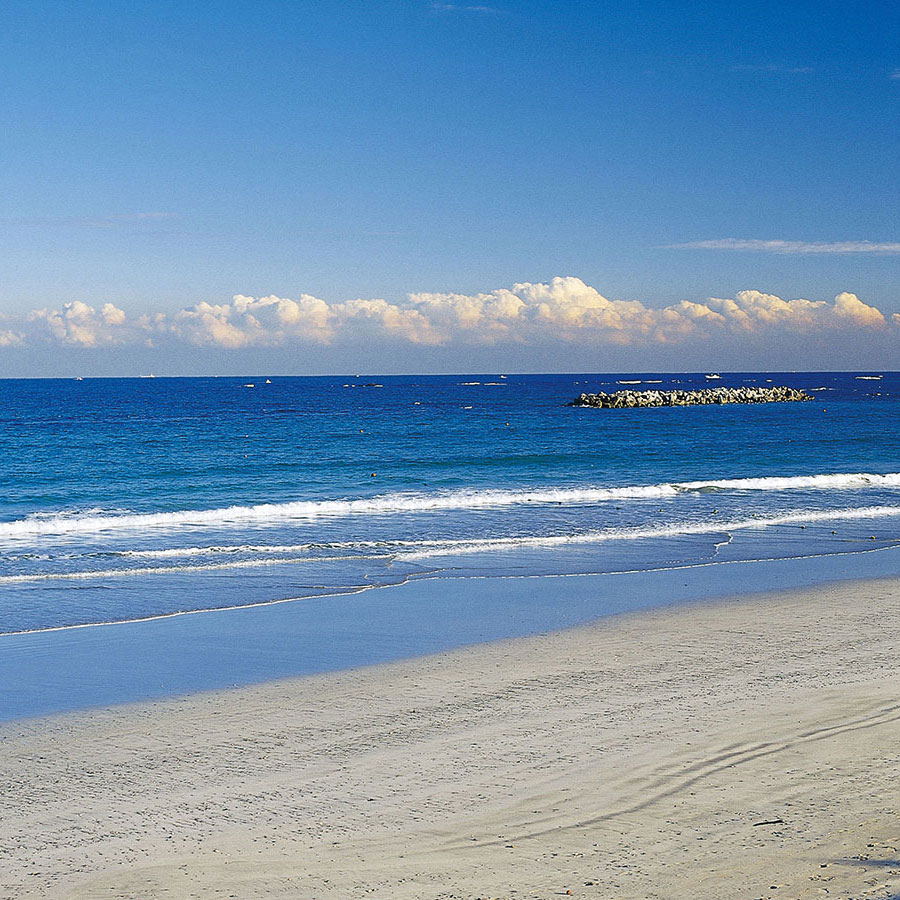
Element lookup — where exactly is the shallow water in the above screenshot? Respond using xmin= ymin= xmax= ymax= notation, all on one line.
xmin=1 ymin=371 xmax=899 ymax=718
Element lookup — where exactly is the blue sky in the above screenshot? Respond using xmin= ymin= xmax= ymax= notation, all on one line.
xmin=0 ymin=0 xmax=898 ymax=374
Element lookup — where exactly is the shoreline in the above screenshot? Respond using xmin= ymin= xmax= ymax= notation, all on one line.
xmin=2 ymin=577 xmax=899 ymax=898
xmin=6 ymin=547 xmax=900 ymax=724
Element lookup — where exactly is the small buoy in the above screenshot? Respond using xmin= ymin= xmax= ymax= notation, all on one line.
xmin=870 ymin=535 xmax=877 ymax=540
xmin=371 ymin=472 xmax=377 ymax=477
xmin=832 ymin=530 xmax=837 ymax=534
xmin=360 ymin=429 xmax=364 ymax=433
xmin=505 ymin=422 xmax=510 ymax=426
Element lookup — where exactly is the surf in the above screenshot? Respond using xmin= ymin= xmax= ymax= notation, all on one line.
xmin=3 ymin=472 xmax=900 ymax=538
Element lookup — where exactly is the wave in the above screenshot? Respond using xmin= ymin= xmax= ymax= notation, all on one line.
xmin=677 ymin=473 xmax=900 ymax=492
xmin=9 ymin=538 xmax=900 ymax=638
xmin=118 ymin=540 xmax=404 ymax=558
xmin=4 ymin=472 xmax=900 ymax=538
xmin=0 ymin=583 xmax=383 ymax=638
xmin=122 ymin=504 xmax=900 ymax=561
xmin=398 ymin=505 xmax=900 ymax=560
xmin=8 ymin=505 xmax=900 ymax=581
xmin=0 ymin=552 xmax=390 ymax=584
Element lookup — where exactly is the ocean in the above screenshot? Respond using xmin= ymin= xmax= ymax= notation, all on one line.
xmin=2 ymin=371 xmax=899 ymax=719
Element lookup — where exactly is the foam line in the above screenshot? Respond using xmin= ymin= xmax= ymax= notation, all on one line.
xmin=4 ymin=540 xmax=899 ymax=639
xmin=3 ymin=472 xmax=900 ymax=538
xmin=397 ymin=505 xmax=900 ymax=559
xmin=9 ymin=506 xmax=900 ymax=580
xmin=0 ymin=553 xmax=389 ymax=584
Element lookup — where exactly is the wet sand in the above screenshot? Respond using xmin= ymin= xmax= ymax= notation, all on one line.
xmin=2 ymin=577 xmax=899 ymax=899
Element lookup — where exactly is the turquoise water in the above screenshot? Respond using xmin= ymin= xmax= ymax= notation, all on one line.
xmin=2 ymin=371 xmax=900 ymax=719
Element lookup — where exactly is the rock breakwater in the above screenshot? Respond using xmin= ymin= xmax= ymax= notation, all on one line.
xmin=568 ymin=385 xmax=812 ymax=409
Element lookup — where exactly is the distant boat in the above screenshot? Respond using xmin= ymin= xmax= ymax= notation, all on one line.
xmin=265 ymin=378 xmax=272 ymax=384
xmin=856 ymin=375 xmax=882 ymax=380
xmin=705 ymin=373 xmax=722 ymax=380
xmin=139 ymin=373 xmax=155 ymax=379
xmin=75 ymin=376 xmax=84 ymax=381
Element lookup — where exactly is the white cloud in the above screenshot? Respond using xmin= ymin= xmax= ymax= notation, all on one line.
xmin=731 ymin=64 xmax=813 ymax=74
xmin=27 ymin=301 xmax=131 ymax=347
xmin=704 ymin=289 xmax=885 ymax=331
xmin=406 ymin=287 xmax=526 ymax=343
xmin=335 ymin=298 xmax=441 ymax=345
xmin=8 ymin=279 xmax=894 ymax=352
xmin=168 ymin=294 xmax=334 ymax=348
xmin=0 ymin=330 xmax=24 ymax=347
xmin=667 ymin=239 xmax=900 ymax=254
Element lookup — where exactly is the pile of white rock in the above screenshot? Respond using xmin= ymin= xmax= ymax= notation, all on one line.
xmin=568 ymin=385 xmax=812 ymax=409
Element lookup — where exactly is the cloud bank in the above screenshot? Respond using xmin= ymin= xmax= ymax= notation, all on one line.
xmin=7 ymin=278 xmax=895 ymax=354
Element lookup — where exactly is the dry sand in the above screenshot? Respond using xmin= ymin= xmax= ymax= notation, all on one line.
xmin=1 ymin=578 xmax=899 ymax=899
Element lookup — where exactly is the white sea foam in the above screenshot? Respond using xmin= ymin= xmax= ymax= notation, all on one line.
xmin=398 ymin=505 xmax=900 ymax=559
xmin=678 ymin=473 xmax=900 ymax=492
xmin=4 ymin=472 xmax=900 ymax=538
xmin=119 ymin=541 xmax=380 ymax=558
xmin=0 ymin=553 xmax=389 ymax=584
xmin=9 ymin=504 xmax=900 ymax=581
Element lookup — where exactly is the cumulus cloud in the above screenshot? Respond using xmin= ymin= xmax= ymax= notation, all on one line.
xmin=168 ymin=294 xmax=334 ymax=348
xmin=0 ymin=330 xmax=24 ymax=347
xmin=667 ymin=239 xmax=900 ymax=254
xmin=27 ymin=301 xmax=132 ymax=347
xmin=5 ymin=278 xmax=894 ymax=352
xmin=705 ymin=289 xmax=885 ymax=330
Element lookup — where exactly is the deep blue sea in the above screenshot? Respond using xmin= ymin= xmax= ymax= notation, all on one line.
xmin=2 ymin=371 xmax=900 ymax=720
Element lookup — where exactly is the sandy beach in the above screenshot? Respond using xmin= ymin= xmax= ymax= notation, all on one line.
xmin=2 ymin=578 xmax=899 ymax=900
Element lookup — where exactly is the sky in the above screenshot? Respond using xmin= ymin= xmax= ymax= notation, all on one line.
xmin=0 ymin=0 xmax=898 ymax=375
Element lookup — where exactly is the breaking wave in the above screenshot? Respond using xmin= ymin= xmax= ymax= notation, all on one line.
xmin=6 ymin=505 xmax=900 ymax=582
xmin=3 ymin=472 xmax=900 ymax=538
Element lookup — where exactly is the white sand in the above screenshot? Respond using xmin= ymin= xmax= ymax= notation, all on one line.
xmin=2 ymin=578 xmax=899 ymax=899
